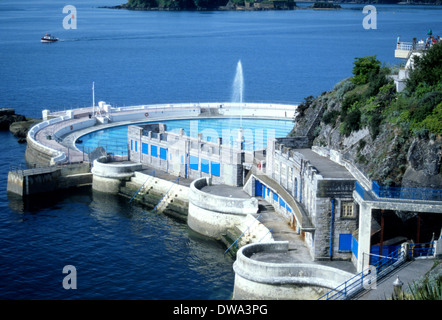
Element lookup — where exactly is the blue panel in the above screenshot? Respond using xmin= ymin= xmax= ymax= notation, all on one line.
xmin=255 ymin=180 xmax=263 ymax=197
xmin=352 ymin=236 xmax=358 ymax=258
xmin=279 ymin=198 xmax=286 ymax=208
xmin=201 ymin=158 xmax=209 ymax=173
xmin=151 ymin=145 xmax=158 ymax=157
xmin=142 ymin=143 xmax=148 ymax=155
xmin=135 ymin=141 xmax=138 ymax=152
xmin=130 ymin=140 xmax=133 ymax=151
xmin=160 ymin=147 xmax=167 ymax=160
xmin=273 ymin=193 xmax=278 ymax=202
xmin=339 ymin=234 xmax=352 ymax=251
xmin=189 ymin=155 xmax=199 ymax=170
xmin=211 ymin=161 xmax=220 ymax=177
xmin=287 ymin=206 xmax=292 ymax=213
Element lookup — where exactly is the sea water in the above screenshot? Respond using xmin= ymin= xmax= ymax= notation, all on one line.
xmin=1 ymin=1 xmax=442 ymax=299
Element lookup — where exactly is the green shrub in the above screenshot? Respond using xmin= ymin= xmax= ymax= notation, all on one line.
xmin=341 ymin=92 xmax=360 ymax=115
xmin=322 ymin=110 xmax=340 ymax=125
xmin=421 ymin=102 xmax=442 ymax=135
xmin=352 ymin=56 xmax=381 ymax=85
xmin=406 ymin=42 xmax=442 ymax=94
xmin=296 ymin=95 xmax=315 ymax=117
xmin=340 ymin=109 xmax=361 ymax=136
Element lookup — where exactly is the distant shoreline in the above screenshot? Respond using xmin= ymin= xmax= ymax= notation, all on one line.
xmin=100 ymin=1 xmax=441 ymax=12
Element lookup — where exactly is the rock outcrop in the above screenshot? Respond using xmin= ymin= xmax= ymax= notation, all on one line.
xmin=289 ymin=81 xmax=442 ymax=189
xmin=0 ymin=108 xmax=40 ymax=143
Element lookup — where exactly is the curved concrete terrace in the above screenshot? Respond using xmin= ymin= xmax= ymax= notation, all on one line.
xmin=233 ymin=241 xmax=356 ymax=300
xmin=27 ymin=102 xmax=297 ymax=166
xmin=187 ymin=177 xmax=267 ymax=240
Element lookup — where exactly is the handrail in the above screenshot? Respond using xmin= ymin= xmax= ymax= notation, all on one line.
xmin=372 ymin=180 xmax=442 ymax=201
xmin=129 ymin=170 xmax=155 ymax=203
xmin=152 ymin=176 xmax=179 ymax=212
xmin=318 ymin=246 xmax=407 ymax=300
xmin=258 ymin=228 xmax=273 ymax=243
xmin=409 ymin=242 xmax=435 ymax=258
xmin=224 ymin=214 xmax=262 ymax=255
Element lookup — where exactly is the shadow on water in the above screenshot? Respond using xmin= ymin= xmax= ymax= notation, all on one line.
xmin=7 ymin=186 xmax=93 ymax=214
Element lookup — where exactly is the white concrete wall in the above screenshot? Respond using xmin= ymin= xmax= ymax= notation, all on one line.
xmin=233 ymin=241 xmax=355 ymax=300
xmin=187 ymin=177 xmax=259 ymax=239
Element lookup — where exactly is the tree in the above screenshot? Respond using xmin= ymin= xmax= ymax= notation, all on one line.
xmin=406 ymin=42 xmax=442 ymax=94
xmin=351 ymin=55 xmax=381 ymax=85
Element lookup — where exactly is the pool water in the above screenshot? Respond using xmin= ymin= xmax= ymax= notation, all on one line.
xmin=76 ymin=118 xmax=294 ymax=155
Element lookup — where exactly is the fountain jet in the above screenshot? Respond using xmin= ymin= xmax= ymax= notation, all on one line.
xmin=232 ymin=60 xmax=244 ymax=129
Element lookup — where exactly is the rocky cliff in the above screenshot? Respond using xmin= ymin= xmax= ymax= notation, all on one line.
xmin=289 ymin=78 xmax=442 ymax=189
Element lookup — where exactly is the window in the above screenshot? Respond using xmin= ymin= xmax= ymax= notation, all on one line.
xmin=201 ymin=158 xmax=209 ymax=173
xmin=211 ymin=161 xmax=220 ymax=177
xmin=189 ymin=155 xmax=199 ymax=170
xmin=142 ymin=143 xmax=148 ymax=155
xmin=341 ymin=201 xmax=354 ymax=218
xmin=160 ymin=147 xmax=167 ymax=160
xmin=151 ymin=145 xmax=158 ymax=157
xmin=281 ymin=163 xmax=287 ymax=185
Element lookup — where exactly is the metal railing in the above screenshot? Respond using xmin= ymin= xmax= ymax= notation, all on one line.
xmin=129 ymin=171 xmax=155 ymax=203
xmin=372 ymin=181 xmax=442 ymax=201
xmin=397 ymin=42 xmax=426 ymax=51
xmin=152 ymin=176 xmax=179 ymax=213
xmin=318 ymin=241 xmax=436 ymax=300
xmin=318 ymin=246 xmax=407 ymax=300
xmin=355 ymin=180 xmax=442 ymax=202
xmin=224 ymin=214 xmax=262 ymax=255
xmin=409 ymin=242 xmax=435 ymax=258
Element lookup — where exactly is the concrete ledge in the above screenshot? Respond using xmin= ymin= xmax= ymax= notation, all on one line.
xmin=187 ymin=177 xmax=259 ymax=239
xmin=91 ymin=157 xmax=142 ymax=179
xmin=91 ymin=157 xmax=142 ymax=193
xmin=189 ymin=177 xmax=258 ymax=215
xmin=187 ymin=201 xmax=245 ymax=239
xmin=233 ymin=241 xmax=355 ymax=299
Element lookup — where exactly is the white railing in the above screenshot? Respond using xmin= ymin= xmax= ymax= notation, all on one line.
xmin=397 ymin=42 xmax=427 ymax=51
xmin=27 ymin=115 xmax=72 ymax=164
xmin=32 ymin=101 xmax=298 ymax=164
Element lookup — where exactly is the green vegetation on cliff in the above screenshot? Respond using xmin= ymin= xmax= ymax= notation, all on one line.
xmin=332 ymin=43 xmax=442 ymax=139
xmin=291 ymin=42 xmax=442 ymax=187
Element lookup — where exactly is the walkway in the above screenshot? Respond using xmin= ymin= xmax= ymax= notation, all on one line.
xmin=34 ymin=116 xmax=88 ymax=164
xmin=257 ymin=197 xmax=357 ymax=274
xmin=138 ymin=165 xmax=193 ymax=187
xmin=354 ymin=258 xmax=436 ymax=300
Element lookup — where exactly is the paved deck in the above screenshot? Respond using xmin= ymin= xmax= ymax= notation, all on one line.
xmin=295 ymin=149 xmax=354 ymax=179
xmin=257 ymin=198 xmax=357 ymax=274
xmin=138 ymin=165 xmax=193 ymax=187
xmin=34 ymin=117 xmax=88 ymax=163
xmin=353 ymin=258 xmax=436 ymax=300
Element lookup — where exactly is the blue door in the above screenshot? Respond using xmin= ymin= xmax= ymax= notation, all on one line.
xmin=255 ymin=180 xmax=264 ymax=197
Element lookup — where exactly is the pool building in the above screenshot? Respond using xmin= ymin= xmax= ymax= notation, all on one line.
xmin=9 ymin=101 xmax=442 ymax=300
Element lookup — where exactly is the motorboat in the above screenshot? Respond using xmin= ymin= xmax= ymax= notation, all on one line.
xmin=41 ymin=34 xmax=58 ymax=43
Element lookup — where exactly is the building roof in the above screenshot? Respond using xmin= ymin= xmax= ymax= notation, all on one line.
xmin=295 ymin=149 xmax=354 ymax=180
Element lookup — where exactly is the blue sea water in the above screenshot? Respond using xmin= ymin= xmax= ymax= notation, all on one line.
xmin=1 ymin=1 xmax=442 ymax=300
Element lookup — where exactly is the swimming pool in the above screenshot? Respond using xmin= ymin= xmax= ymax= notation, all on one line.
xmin=76 ymin=118 xmax=295 ymax=156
